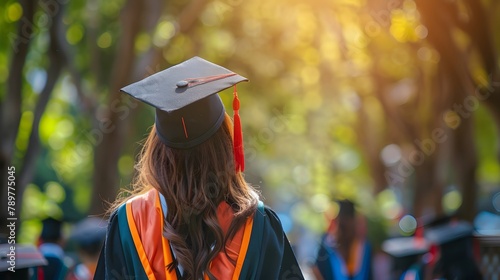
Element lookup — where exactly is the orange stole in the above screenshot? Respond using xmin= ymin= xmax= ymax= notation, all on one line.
xmin=209 ymin=203 xmax=245 ymax=280
xmin=346 ymin=240 xmax=362 ymax=276
xmin=126 ymin=189 xmax=252 ymax=279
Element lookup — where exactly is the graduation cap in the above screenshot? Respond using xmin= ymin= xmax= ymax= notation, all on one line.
xmin=68 ymin=217 xmax=107 ymax=256
xmin=382 ymin=236 xmax=430 ymax=259
xmin=121 ymin=56 xmax=248 ymax=171
xmin=424 ymin=220 xmax=473 ymax=245
xmin=0 ymin=244 xmax=47 ymax=272
xmin=382 ymin=236 xmax=430 ymax=276
xmin=424 ymin=220 xmax=482 ymax=279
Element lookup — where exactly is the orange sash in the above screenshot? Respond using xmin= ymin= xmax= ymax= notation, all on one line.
xmin=125 ymin=189 xmax=253 ymax=279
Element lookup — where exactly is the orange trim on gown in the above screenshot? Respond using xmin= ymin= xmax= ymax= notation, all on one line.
xmin=209 ymin=202 xmax=245 ymax=279
xmin=127 ymin=190 xmax=171 ymax=279
xmin=127 ymin=189 xmax=249 ymax=279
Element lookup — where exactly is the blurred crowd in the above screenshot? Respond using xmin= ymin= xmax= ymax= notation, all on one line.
xmin=0 ymin=217 xmax=106 ymax=280
xmin=2 ymin=200 xmax=500 ymax=280
xmin=304 ymin=199 xmax=493 ymax=280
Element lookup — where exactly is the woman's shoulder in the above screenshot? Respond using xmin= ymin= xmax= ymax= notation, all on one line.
xmin=127 ymin=188 xmax=158 ymax=204
xmin=253 ymin=202 xmax=284 ymax=230
xmin=255 ymin=201 xmax=279 ymax=217
xmin=106 ymin=188 xmax=158 ymax=220
xmin=242 ymin=202 xmax=305 ymax=279
xmin=105 ymin=202 xmax=127 ymax=226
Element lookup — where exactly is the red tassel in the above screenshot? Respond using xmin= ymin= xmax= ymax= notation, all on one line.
xmin=233 ymin=85 xmax=244 ymax=172
xmin=414 ymin=221 xmax=425 ymax=247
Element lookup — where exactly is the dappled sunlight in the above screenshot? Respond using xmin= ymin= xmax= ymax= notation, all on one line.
xmin=1 ymin=0 xmax=500 ymax=277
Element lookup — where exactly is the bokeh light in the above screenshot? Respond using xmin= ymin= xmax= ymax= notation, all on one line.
xmin=310 ymin=193 xmax=331 ymax=213
xmin=5 ymin=2 xmax=22 ymax=22
xmin=377 ymin=189 xmax=403 ymax=220
xmin=442 ymin=188 xmax=463 ymax=214
xmin=97 ymin=32 xmax=113 ymax=48
xmin=380 ymin=144 xmax=402 ymax=166
xmin=153 ymin=20 xmax=176 ymax=47
xmin=492 ymin=192 xmax=500 ymax=212
xmin=45 ymin=181 xmax=66 ymax=203
xmin=22 ymin=184 xmax=45 ymax=219
xmin=399 ymin=214 xmax=417 ymax=235
xmin=135 ymin=33 xmax=151 ymax=53
xmin=118 ymin=155 xmax=134 ymax=176
xmin=66 ymin=24 xmax=84 ymax=45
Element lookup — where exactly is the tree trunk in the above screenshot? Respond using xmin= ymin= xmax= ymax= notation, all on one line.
xmin=453 ymin=115 xmax=478 ymax=222
xmin=88 ymin=0 xmax=145 ymax=216
xmin=356 ymin=99 xmax=388 ymax=194
xmin=88 ymin=0 xmax=211 ymax=215
xmin=413 ymin=156 xmax=442 ymax=219
xmin=17 ymin=1 xmax=66 ymax=213
xmin=462 ymin=0 xmax=500 ymax=169
xmin=0 ymin=0 xmax=36 ymax=235
xmin=415 ymin=0 xmax=482 ymax=222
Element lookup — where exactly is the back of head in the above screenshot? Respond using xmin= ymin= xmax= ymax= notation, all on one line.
xmin=136 ymin=114 xmax=256 ymax=213
xmin=40 ymin=218 xmax=62 ymax=244
xmin=132 ymin=114 xmax=258 ymax=279
xmin=335 ymin=200 xmax=356 ymax=248
xmin=337 ymin=200 xmax=355 ymax=219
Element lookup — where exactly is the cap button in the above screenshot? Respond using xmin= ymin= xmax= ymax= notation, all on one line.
xmin=176 ymin=80 xmax=188 ymax=88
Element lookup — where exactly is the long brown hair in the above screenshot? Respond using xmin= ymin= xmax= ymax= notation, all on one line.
xmin=114 ymin=113 xmax=258 ymax=279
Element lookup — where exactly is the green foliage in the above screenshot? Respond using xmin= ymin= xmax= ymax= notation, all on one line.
xmin=3 ymin=0 xmax=499 ymax=247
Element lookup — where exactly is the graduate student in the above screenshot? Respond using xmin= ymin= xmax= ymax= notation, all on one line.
xmin=67 ymin=218 xmax=106 ymax=280
xmin=382 ymin=235 xmax=430 ymax=280
xmin=313 ymin=200 xmax=372 ymax=280
xmin=94 ymin=57 xmax=304 ymax=280
xmin=38 ymin=218 xmax=69 ymax=280
xmin=424 ymin=219 xmax=482 ymax=280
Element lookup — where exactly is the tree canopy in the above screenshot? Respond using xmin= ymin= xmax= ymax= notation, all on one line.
xmin=1 ymin=0 xmax=499 ymax=247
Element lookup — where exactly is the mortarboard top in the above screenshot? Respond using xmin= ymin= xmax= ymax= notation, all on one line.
xmin=425 ymin=221 xmax=483 ymax=278
xmin=382 ymin=237 xmax=429 ymax=258
xmin=383 ymin=237 xmax=431 ymax=277
xmin=69 ymin=217 xmax=106 ymax=246
xmin=121 ymin=56 xmax=248 ymax=150
xmin=424 ymin=220 xmax=473 ymax=245
xmin=0 ymin=244 xmax=47 ymax=272
xmin=69 ymin=217 xmax=107 ymax=256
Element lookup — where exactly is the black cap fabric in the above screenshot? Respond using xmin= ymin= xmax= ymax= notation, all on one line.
xmin=121 ymin=56 xmax=248 ymax=149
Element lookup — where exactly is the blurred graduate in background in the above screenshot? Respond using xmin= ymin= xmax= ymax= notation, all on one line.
xmin=424 ymin=219 xmax=482 ymax=280
xmin=313 ymin=200 xmax=373 ymax=280
xmin=382 ymin=217 xmax=483 ymax=280
xmin=66 ymin=218 xmax=106 ymax=280
xmin=37 ymin=217 xmax=69 ymax=280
